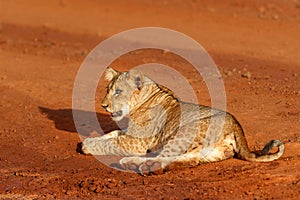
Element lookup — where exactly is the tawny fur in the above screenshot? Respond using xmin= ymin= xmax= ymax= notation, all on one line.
xmin=82 ymin=67 xmax=284 ymax=174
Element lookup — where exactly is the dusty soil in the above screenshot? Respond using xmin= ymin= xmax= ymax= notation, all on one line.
xmin=0 ymin=0 xmax=300 ymax=199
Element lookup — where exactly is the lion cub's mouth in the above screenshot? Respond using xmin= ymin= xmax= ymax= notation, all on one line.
xmin=111 ymin=111 xmax=123 ymax=118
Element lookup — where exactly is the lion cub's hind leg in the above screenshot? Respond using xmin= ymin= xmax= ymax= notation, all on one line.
xmin=198 ymin=133 xmax=236 ymax=162
xmin=118 ymin=122 xmax=237 ymax=175
xmin=119 ymin=152 xmax=214 ymax=175
xmin=166 ymin=139 xmax=235 ymax=171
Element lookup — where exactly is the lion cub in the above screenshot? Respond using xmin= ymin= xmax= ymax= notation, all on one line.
xmin=82 ymin=67 xmax=284 ymax=175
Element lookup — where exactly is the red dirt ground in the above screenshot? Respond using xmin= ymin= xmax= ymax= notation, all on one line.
xmin=0 ymin=0 xmax=300 ymax=199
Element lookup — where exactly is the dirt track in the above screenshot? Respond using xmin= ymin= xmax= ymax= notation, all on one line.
xmin=0 ymin=0 xmax=300 ymax=199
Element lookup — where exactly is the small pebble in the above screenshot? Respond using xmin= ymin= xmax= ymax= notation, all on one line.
xmin=272 ymin=14 xmax=279 ymax=20
xmin=241 ymin=71 xmax=252 ymax=79
xmin=259 ymin=6 xmax=266 ymax=14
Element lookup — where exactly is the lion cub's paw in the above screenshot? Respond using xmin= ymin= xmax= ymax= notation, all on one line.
xmin=119 ymin=157 xmax=143 ymax=173
xmin=119 ymin=157 xmax=164 ymax=175
xmin=139 ymin=160 xmax=164 ymax=175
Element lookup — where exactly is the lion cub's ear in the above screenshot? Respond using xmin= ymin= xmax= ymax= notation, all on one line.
xmin=126 ymin=69 xmax=144 ymax=90
xmin=105 ymin=67 xmax=119 ymax=81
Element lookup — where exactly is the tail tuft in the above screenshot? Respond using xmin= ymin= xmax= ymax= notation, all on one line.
xmin=261 ymin=140 xmax=283 ymax=155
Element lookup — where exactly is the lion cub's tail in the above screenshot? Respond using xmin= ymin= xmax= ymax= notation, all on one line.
xmin=244 ymin=140 xmax=284 ymax=162
xmin=236 ymin=136 xmax=285 ymax=162
xmin=232 ymin=118 xmax=285 ymax=162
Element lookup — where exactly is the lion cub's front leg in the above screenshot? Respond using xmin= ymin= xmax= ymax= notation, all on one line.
xmin=81 ymin=130 xmax=124 ymax=154
xmin=82 ymin=131 xmax=149 ymax=156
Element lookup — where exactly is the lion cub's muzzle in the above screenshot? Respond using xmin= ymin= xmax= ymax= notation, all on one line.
xmin=111 ymin=111 xmax=123 ymax=118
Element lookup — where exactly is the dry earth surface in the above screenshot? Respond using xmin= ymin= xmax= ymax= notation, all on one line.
xmin=0 ymin=0 xmax=300 ymax=199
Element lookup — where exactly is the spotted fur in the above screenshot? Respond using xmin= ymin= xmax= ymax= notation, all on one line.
xmin=82 ymin=67 xmax=284 ymax=175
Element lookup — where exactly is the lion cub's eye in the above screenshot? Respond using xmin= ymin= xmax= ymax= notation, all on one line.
xmin=114 ymin=89 xmax=122 ymax=96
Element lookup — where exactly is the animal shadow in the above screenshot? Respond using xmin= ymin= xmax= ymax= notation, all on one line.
xmin=39 ymin=106 xmax=127 ymax=137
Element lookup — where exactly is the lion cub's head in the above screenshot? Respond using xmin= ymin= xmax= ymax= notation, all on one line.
xmin=101 ymin=67 xmax=148 ymax=121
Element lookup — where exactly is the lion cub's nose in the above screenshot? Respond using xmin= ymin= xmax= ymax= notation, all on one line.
xmin=102 ymin=103 xmax=108 ymax=109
